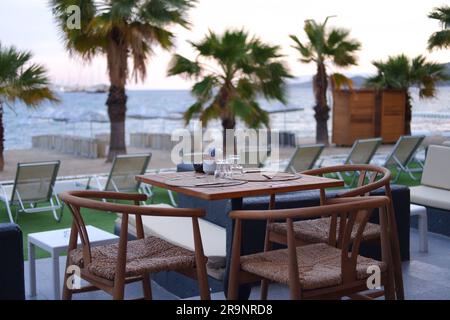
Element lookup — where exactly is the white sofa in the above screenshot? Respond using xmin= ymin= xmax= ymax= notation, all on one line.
xmin=411 ymin=145 xmax=450 ymax=211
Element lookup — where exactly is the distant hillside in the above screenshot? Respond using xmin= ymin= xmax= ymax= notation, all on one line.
xmin=288 ymin=75 xmax=367 ymax=89
xmin=289 ymin=63 xmax=450 ymax=89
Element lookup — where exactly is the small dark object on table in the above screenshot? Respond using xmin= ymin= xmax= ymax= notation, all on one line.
xmin=193 ymin=163 xmax=204 ymax=173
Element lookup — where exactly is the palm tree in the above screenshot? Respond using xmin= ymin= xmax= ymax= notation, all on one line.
xmin=50 ymin=0 xmax=196 ymax=161
xmin=365 ymin=54 xmax=449 ymax=135
xmin=0 ymin=43 xmax=58 ymax=171
xmin=290 ymin=17 xmax=361 ymax=145
xmin=168 ymin=29 xmax=291 ymax=152
xmin=428 ymin=5 xmax=450 ymax=50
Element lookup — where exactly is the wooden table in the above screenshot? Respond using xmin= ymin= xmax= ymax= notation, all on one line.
xmin=136 ymin=171 xmax=344 ymax=299
xmin=136 ymin=172 xmax=344 ymax=201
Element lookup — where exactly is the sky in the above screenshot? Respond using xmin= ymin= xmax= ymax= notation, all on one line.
xmin=0 ymin=0 xmax=449 ymax=90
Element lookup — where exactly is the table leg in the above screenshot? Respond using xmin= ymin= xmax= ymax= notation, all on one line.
xmin=28 ymin=241 xmax=36 ymax=297
xmin=51 ymin=252 xmax=61 ymax=300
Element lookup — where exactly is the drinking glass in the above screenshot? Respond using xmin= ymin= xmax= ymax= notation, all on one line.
xmin=215 ymin=161 xmax=225 ymax=179
xmin=227 ymin=155 xmax=243 ymax=177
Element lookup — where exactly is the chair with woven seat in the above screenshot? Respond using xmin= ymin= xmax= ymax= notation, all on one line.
xmin=264 ymin=164 xmax=404 ymax=299
xmin=228 ymin=196 xmax=396 ymax=300
xmin=59 ymin=190 xmax=210 ymax=300
xmin=268 ymin=165 xmax=392 ymax=245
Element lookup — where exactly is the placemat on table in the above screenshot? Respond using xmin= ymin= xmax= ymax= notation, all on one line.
xmin=231 ymin=171 xmax=302 ymax=182
xmin=166 ymin=176 xmax=247 ymax=188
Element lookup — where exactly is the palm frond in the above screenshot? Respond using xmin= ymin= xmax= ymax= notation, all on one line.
xmin=428 ymin=30 xmax=450 ymax=50
xmin=170 ymin=29 xmax=289 ymax=130
xmin=168 ymin=54 xmax=202 ymax=79
xmin=0 ymin=43 xmax=59 ymax=107
xmin=191 ymin=76 xmax=219 ymax=101
xmin=183 ymin=102 xmax=203 ymax=125
xmin=365 ymin=54 xmax=448 ymax=100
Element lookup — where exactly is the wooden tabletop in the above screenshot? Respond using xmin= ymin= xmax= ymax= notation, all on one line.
xmin=136 ymin=172 xmax=344 ymax=201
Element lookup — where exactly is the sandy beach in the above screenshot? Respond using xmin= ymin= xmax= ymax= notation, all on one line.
xmin=0 ymin=134 xmax=447 ymax=181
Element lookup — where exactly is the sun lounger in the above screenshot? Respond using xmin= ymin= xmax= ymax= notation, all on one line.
xmin=86 ymin=153 xmax=152 ymax=195
xmin=321 ymin=138 xmax=382 ymax=186
xmin=283 ymin=144 xmax=325 ymax=173
xmin=0 ymin=161 xmax=63 ymax=223
xmin=373 ymin=135 xmax=425 ymax=182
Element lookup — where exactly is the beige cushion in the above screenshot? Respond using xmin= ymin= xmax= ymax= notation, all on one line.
xmin=411 ymin=185 xmax=450 ymax=211
xmin=240 ymin=243 xmax=386 ymax=290
xmin=124 ymin=204 xmax=226 ymax=258
xmin=421 ymin=146 xmax=450 ymax=190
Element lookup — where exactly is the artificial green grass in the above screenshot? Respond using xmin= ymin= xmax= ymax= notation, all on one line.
xmin=0 ymin=187 xmax=176 ymax=260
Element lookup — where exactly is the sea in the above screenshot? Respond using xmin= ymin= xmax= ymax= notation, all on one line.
xmin=4 ymin=87 xmax=450 ymax=150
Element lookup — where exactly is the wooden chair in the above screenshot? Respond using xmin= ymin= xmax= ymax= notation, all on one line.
xmin=264 ymin=164 xmax=404 ymax=299
xmin=59 ymin=190 xmax=210 ymax=300
xmin=228 ymin=196 xmax=396 ymax=300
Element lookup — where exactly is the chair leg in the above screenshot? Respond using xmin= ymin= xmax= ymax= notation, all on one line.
xmin=260 ymin=281 xmax=269 ymax=300
xmin=406 ymin=167 xmax=418 ymax=181
xmin=384 ymin=276 xmax=396 ymax=300
xmin=52 ymin=207 xmax=62 ymax=222
xmin=418 ymin=212 xmax=429 ymax=253
xmin=4 ymin=201 xmax=14 ymax=223
xmin=62 ymin=258 xmax=73 ymax=300
xmin=112 ymin=278 xmax=126 ymax=300
xmin=168 ymin=190 xmax=177 ymax=207
xmin=196 ymin=264 xmax=211 ymax=300
xmin=142 ymin=273 xmax=153 ymax=300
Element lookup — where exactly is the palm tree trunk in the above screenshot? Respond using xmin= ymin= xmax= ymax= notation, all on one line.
xmin=106 ymin=85 xmax=127 ymax=162
xmin=0 ymin=102 xmax=4 ymax=171
xmin=219 ymin=87 xmax=235 ymax=157
xmin=222 ymin=117 xmax=236 ymax=158
xmin=405 ymin=91 xmax=412 ymax=136
xmin=313 ymin=63 xmax=330 ymax=146
xmin=106 ymin=29 xmax=128 ymax=162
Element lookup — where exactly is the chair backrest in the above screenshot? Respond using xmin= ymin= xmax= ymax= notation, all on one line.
xmin=104 ymin=154 xmax=151 ymax=192
xmin=385 ymin=135 xmax=425 ymax=167
xmin=59 ymin=190 xmax=204 ymax=268
xmin=286 ymin=144 xmax=325 ymax=173
xmin=345 ymin=138 xmax=382 ymax=165
xmin=421 ymin=145 xmax=450 ymax=190
xmin=302 ymin=164 xmax=392 ymax=198
xmin=10 ymin=161 xmax=60 ymax=203
xmin=229 ymin=196 xmax=391 ymax=294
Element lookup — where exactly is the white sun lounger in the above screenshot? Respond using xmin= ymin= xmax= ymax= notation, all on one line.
xmin=373 ymin=135 xmax=425 ymax=182
xmin=0 ymin=161 xmax=63 ymax=223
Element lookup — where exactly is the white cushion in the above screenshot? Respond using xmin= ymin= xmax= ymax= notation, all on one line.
xmin=411 ymin=185 xmax=450 ymax=211
xmin=124 ymin=204 xmax=226 ymax=258
xmin=421 ymin=145 xmax=450 ymax=190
